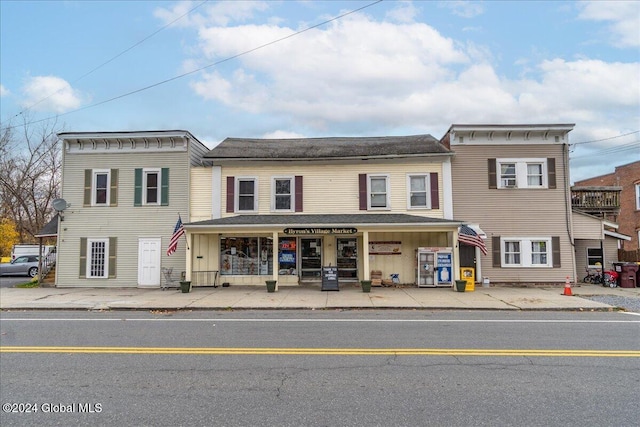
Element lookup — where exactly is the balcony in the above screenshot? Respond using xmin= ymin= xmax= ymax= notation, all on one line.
xmin=571 ymin=186 xmax=621 ymax=215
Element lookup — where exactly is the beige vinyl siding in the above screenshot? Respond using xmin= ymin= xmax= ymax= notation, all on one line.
xmin=572 ymin=212 xmax=603 ymax=239
xmin=57 ymin=150 xmax=189 ymax=287
xmin=452 ymin=144 xmax=573 ymax=283
xmin=190 ymin=167 xmax=213 ymax=221
xmin=220 ymin=160 xmax=444 ymax=217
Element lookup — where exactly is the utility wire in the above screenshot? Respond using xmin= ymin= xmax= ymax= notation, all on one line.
xmin=570 ymin=130 xmax=640 ymax=146
xmin=569 ymin=140 xmax=640 ymax=160
xmin=5 ymin=0 xmax=383 ymax=131
xmin=7 ymin=0 xmax=209 ymax=122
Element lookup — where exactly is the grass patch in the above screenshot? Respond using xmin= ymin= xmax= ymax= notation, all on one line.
xmin=15 ymin=278 xmax=40 ymax=288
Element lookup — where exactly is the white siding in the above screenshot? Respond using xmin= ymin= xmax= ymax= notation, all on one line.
xmin=190 ymin=167 xmax=212 ymax=222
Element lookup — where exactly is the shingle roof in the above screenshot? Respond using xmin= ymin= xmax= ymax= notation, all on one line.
xmin=204 ymin=134 xmax=451 ymax=160
xmin=186 ymin=214 xmax=461 ymax=227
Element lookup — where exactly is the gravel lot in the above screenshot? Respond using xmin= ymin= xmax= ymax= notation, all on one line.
xmin=581 ymin=295 xmax=640 ymax=313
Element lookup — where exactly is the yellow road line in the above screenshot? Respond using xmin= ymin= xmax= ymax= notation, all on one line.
xmin=1 ymin=346 xmax=639 ymax=357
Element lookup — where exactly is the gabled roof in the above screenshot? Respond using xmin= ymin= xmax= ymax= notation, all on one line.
xmin=204 ymin=134 xmax=451 ymax=161
xmin=186 ymin=214 xmax=461 ymax=228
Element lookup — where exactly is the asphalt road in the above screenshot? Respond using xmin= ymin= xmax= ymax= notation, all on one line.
xmin=1 ymin=310 xmax=638 ymax=427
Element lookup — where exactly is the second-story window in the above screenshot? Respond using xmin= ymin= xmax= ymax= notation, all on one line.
xmin=93 ymin=170 xmax=110 ymax=205
xmin=408 ymin=175 xmax=430 ymax=209
xmin=497 ymin=159 xmax=547 ymax=189
xmin=144 ymin=169 xmax=160 ymax=205
xmin=273 ymin=177 xmax=293 ymax=211
xmin=237 ymin=178 xmax=257 ymax=212
xmin=368 ymin=175 xmax=390 ymax=209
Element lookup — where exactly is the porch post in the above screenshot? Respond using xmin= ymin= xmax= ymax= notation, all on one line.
xmin=272 ymin=231 xmax=279 ymax=289
xmin=453 ymin=228 xmax=460 ymax=281
xmin=362 ymin=231 xmax=370 ymax=280
xmin=185 ymin=231 xmax=192 ymax=281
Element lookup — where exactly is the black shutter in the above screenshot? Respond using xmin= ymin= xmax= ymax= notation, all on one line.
xmin=547 ymin=158 xmax=556 ymax=189
xmin=110 ymin=169 xmax=118 ymax=206
xmin=134 ymin=168 xmax=142 ymax=206
xmin=552 ymin=236 xmax=561 ymax=268
xmin=79 ymin=238 xmax=87 ymax=278
xmin=492 ymin=236 xmax=501 ymax=268
xmin=488 ymin=159 xmax=497 ymax=189
xmin=83 ymin=170 xmax=92 ymax=206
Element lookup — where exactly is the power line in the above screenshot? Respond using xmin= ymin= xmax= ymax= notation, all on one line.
xmin=4 ymin=0 xmax=383 ymax=131
xmin=7 ymin=0 xmax=209 ymax=122
xmin=569 ymin=140 xmax=640 ymax=160
xmin=570 ymin=130 xmax=640 ymax=146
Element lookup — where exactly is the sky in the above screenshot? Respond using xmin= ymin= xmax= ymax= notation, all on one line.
xmin=1 ymin=0 xmax=638 ymax=183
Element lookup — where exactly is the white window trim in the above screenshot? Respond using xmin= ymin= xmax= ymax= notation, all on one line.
xmin=497 ymin=158 xmax=547 ymax=189
xmin=235 ymin=177 xmax=258 ymax=212
xmin=635 ymin=184 xmax=640 ymax=210
xmin=406 ymin=174 xmax=431 ymax=210
xmin=271 ymin=176 xmax=294 ymax=212
xmin=87 ymin=238 xmax=109 ymax=279
xmin=91 ymin=169 xmax=110 ymax=206
xmin=501 ymin=237 xmax=552 ymax=268
xmin=368 ymin=174 xmax=390 ymax=210
xmin=142 ymin=168 xmax=161 ymax=206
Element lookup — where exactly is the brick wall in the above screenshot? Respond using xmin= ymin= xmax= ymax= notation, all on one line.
xmin=575 ymin=161 xmax=640 ymax=250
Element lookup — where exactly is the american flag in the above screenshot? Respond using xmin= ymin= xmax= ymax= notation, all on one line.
xmin=459 ymin=225 xmax=488 ymax=256
xmin=167 ymin=215 xmax=185 ymax=256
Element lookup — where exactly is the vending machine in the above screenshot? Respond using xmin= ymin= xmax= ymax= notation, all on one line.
xmin=416 ymin=247 xmax=454 ymax=287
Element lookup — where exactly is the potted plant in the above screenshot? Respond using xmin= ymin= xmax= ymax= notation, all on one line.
xmin=265 ymin=280 xmax=277 ymax=293
xmin=360 ymin=280 xmax=372 ymax=293
xmin=180 ymin=281 xmax=192 ymax=293
xmin=455 ymin=280 xmax=466 ymax=292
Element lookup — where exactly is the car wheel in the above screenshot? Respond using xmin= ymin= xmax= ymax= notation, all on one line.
xmin=28 ymin=267 xmax=38 ymax=278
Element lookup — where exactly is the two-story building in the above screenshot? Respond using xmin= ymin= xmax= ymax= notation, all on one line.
xmin=185 ymin=135 xmax=463 ymax=289
xmin=55 ymin=131 xmax=208 ymax=288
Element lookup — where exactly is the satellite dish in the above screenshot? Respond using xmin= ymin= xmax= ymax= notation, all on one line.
xmin=53 ymin=198 xmax=68 ymax=212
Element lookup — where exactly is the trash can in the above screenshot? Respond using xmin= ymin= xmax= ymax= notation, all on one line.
xmin=619 ymin=263 xmax=639 ymax=288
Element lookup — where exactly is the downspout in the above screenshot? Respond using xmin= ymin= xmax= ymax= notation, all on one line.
xmin=563 ymin=143 xmax=577 ymax=282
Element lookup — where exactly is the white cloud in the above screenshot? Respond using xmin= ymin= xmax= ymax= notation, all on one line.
xmin=386 ymin=1 xmax=419 ymax=23
xmin=0 ymin=84 xmax=9 ymax=97
xmin=577 ymin=0 xmax=640 ymax=48
xmin=154 ymin=0 xmax=268 ymax=28
xmin=439 ymin=1 xmax=484 ymax=18
xmin=20 ymin=76 xmax=84 ymax=113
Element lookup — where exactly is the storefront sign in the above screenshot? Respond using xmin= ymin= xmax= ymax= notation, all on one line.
xmin=369 ymin=241 xmax=402 ymax=255
xmin=284 ymin=227 xmax=357 ymax=235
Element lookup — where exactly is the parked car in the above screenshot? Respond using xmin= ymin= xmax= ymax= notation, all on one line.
xmin=0 ymin=255 xmax=40 ymax=277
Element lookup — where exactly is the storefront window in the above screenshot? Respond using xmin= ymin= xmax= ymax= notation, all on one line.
xmin=279 ymin=238 xmax=297 ymax=275
xmin=220 ymin=237 xmax=272 ymax=276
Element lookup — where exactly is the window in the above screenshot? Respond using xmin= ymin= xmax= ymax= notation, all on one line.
xmin=87 ymin=238 xmax=109 ymax=278
xmin=237 ymin=178 xmax=257 ymax=212
xmin=503 ymin=240 xmax=521 ymax=265
xmin=407 ymin=175 xmax=430 ymax=209
xmin=587 ymin=247 xmax=603 ymax=268
xmin=636 ymin=184 xmax=640 ymax=210
xmin=93 ymin=170 xmax=110 ymax=205
xmin=495 ymin=159 xmax=547 ymax=189
xmin=273 ymin=177 xmax=293 ymax=211
xmin=501 ymin=237 xmax=552 ymax=267
xmin=368 ymin=175 xmax=390 ymax=209
xmin=220 ymin=237 xmax=273 ymax=276
xmin=144 ymin=169 xmax=160 ymax=205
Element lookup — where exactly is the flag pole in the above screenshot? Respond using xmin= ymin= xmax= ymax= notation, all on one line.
xmin=180 ymin=213 xmax=190 ymax=251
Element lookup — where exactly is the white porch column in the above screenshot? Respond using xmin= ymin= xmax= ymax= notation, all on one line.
xmin=362 ymin=231 xmax=370 ymax=280
xmin=272 ymin=231 xmax=279 ymax=289
xmin=453 ymin=228 xmax=460 ymax=281
xmin=185 ymin=231 xmax=192 ymax=281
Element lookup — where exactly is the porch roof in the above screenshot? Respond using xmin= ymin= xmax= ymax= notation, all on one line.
xmin=186 ymin=214 xmax=462 ymax=229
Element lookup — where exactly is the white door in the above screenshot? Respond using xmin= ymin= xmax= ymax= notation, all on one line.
xmin=138 ymin=238 xmax=161 ymax=286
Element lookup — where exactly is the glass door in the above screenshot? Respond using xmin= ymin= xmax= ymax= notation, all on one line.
xmin=300 ymin=238 xmax=322 ymax=279
xmin=337 ymin=238 xmax=358 ymax=281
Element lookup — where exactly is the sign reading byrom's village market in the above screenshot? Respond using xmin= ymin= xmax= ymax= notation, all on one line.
xmin=284 ymin=228 xmax=358 ymax=235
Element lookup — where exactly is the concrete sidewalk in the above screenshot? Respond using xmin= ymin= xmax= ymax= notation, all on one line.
xmin=1 ymin=282 xmax=638 ymax=311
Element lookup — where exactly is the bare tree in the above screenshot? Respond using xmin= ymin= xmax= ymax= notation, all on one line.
xmin=0 ymin=114 xmax=63 ymax=243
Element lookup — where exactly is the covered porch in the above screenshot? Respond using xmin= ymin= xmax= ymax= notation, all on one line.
xmin=184 ymin=214 xmax=462 ymax=289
